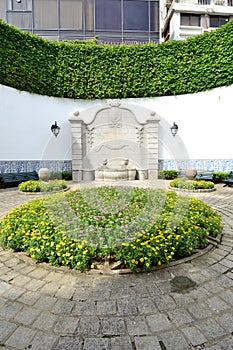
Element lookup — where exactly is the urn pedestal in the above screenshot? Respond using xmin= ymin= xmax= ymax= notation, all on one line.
xmin=185 ymin=168 xmax=197 ymax=180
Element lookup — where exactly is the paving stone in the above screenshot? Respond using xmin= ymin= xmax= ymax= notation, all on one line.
xmin=206 ymin=296 xmax=230 ymax=313
xmin=159 ymin=330 xmax=189 ymax=350
xmin=215 ymin=312 xmax=233 ymax=332
xmin=39 ymin=281 xmax=60 ymax=296
xmin=196 ymin=319 xmax=227 ymax=340
xmin=5 ymin=257 xmax=22 ymax=268
xmin=25 ymin=278 xmax=46 ymax=292
xmin=17 ymin=291 xmax=40 ymax=306
xmin=53 ymin=336 xmax=83 ymax=350
xmin=73 ymin=301 xmax=96 ymax=316
xmin=181 ymin=326 xmax=207 ymax=346
xmin=0 ymin=300 xmax=23 ymax=319
xmin=44 ymin=271 xmax=65 ymax=283
xmin=78 ymin=316 xmax=100 ymax=336
xmin=152 ymin=294 xmax=177 ymax=311
xmin=28 ymin=331 xmax=58 ymax=350
xmin=53 ymin=299 xmax=76 ymax=315
xmin=136 ymin=298 xmax=157 ymax=314
xmin=34 ymin=295 xmax=57 ymax=310
xmin=218 ymin=288 xmax=233 ymax=304
xmin=32 ymin=312 xmax=58 ymax=331
xmin=203 ymin=280 xmax=225 ymax=294
xmin=13 ymin=305 xmax=41 ymax=326
xmin=110 ymin=336 xmax=133 ymax=350
xmin=15 ymin=264 xmax=36 ymax=275
xmin=96 ymin=300 xmax=117 ymax=315
xmin=102 ymin=316 xmax=126 ymax=335
xmin=215 ymin=274 xmax=233 ymax=288
xmin=72 ymin=287 xmax=91 ymax=301
xmin=167 ymin=307 xmax=194 ymax=326
xmin=128 ymin=284 xmax=150 ymax=298
xmin=111 ymin=287 xmax=131 ymax=298
xmin=91 ymin=288 xmax=111 ymax=301
xmin=55 ymin=285 xmax=76 ymax=299
xmin=83 ymin=338 xmax=109 ymax=350
xmin=54 ymin=316 xmax=79 ymax=335
xmin=146 ymin=313 xmax=172 ymax=332
xmin=125 ymin=315 xmax=149 ymax=336
xmin=117 ymin=298 xmax=137 ymax=315
xmin=187 ymin=302 xmax=213 ymax=320
xmin=11 ymin=275 xmax=32 ymax=287
xmin=171 ymin=291 xmax=196 ymax=306
xmin=2 ymin=285 xmax=25 ymax=301
xmin=213 ymin=336 xmax=233 ymax=350
xmin=0 ymin=281 xmax=13 ymax=295
xmin=5 ymin=326 xmax=36 ymax=349
xmin=134 ymin=335 xmax=161 ymax=350
xmin=0 ymin=319 xmax=17 ymax=342
xmin=28 ymin=267 xmax=49 ymax=279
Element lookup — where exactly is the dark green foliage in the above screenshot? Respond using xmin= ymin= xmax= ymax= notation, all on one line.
xmin=50 ymin=171 xmax=72 ymax=180
xmin=0 ymin=19 xmax=233 ymax=99
xmin=213 ymin=172 xmax=230 ymax=184
xmin=158 ymin=170 xmax=179 ymax=180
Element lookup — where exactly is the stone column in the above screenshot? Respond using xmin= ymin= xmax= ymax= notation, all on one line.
xmin=146 ymin=113 xmax=159 ymax=180
xmin=69 ymin=111 xmax=83 ymax=181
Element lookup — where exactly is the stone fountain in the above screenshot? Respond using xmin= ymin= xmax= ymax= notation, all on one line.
xmin=69 ymin=99 xmax=160 ymax=181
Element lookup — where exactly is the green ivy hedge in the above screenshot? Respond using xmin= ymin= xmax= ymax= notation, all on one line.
xmin=0 ymin=19 xmax=233 ymax=100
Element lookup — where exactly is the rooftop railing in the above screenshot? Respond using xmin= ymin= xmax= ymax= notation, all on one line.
xmin=172 ymin=0 xmax=233 ymax=6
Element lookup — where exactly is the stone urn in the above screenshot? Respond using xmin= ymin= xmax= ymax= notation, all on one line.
xmin=38 ymin=168 xmax=51 ymax=181
xmin=185 ymin=168 xmax=197 ymax=180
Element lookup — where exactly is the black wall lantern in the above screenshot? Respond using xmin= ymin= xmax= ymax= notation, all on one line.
xmin=170 ymin=121 xmax=178 ymax=137
xmin=51 ymin=121 xmax=60 ymax=137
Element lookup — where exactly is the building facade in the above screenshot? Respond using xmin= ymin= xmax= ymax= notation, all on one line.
xmin=0 ymin=0 xmax=160 ymax=43
xmin=162 ymin=0 xmax=233 ymax=41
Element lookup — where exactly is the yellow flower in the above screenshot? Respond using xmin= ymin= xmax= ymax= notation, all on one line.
xmin=158 ymin=261 xmax=162 ymax=266
xmin=131 ymin=259 xmax=136 ymax=264
xmin=146 ymin=262 xmax=150 ymax=268
xmin=140 ymin=257 xmax=144 ymax=262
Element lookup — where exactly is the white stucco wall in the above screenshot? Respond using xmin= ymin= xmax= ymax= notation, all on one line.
xmin=0 ymin=83 xmax=232 ymax=167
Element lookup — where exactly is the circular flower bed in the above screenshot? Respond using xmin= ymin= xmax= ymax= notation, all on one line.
xmin=170 ymin=178 xmax=215 ymax=191
xmin=18 ymin=179 xmax=67 ymax=193
xmin=0 ymin=187 xmax=222 ymax=272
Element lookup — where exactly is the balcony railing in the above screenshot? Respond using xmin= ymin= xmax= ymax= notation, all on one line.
xmin=172 ymin=0 xmax=233 ymax=6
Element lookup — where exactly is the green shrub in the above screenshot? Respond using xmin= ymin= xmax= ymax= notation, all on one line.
xmin=213 ymin=172 xmax=230 ymax=184
xmin=0 ymin=19 xmax=233 ymax=99
xmin=50 ymin=171 xmax=72 ymax=181
xmin=18 ymin=180 xmax=67 ymax=192
xmin=170 ymin=178 xmax=215 ymax=190
xmin=0 ymin=187 xmax=222 ymax=271
xmin=158 ymin=170 xmax=179 ymax=180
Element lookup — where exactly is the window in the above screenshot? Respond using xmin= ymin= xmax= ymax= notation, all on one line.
xmin=198 ymin=0 xmax=210 ymax=4
xmin=34 ymin=0 xmax=58 ymax=29
xmin=95 ymin=0 xmax=121 ymax=30
xmin=123 ymin=0 xmax=148 ymax=31
xmin=7 ymin=0 xmax=32 ymax=11
xmin=150 ymin=1 xmax=159 ymax=32
xmin=60 ymin=0 xmax=82 ymax=29
xmin=181 ymin=13 xmax=201 ymax=26
xmin=209 ymin=15 xmax=229 ymax=28
xmin=6 ymin=0 xmax=32 ymax=29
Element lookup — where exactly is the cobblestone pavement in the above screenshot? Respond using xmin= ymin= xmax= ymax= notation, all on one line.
xmin=0 ymin=184 xmax=233 ymax=349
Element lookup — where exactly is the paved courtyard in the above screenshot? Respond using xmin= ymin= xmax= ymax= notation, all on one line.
xmin=0 ymin=184 xmax=233 ymax=349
